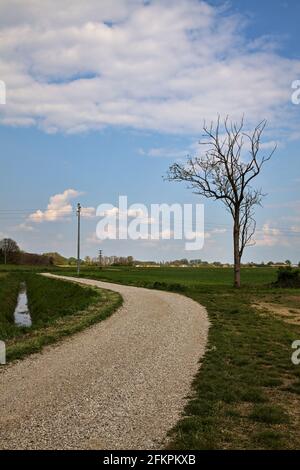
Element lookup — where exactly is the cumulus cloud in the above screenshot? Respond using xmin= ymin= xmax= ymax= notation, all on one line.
xmin=253 ymin=223 xmax=297 ymax=247
xmin=29 ymin=189 xmax=80 ymax=222
xmin=28 ymin=188 xmax=95 ymax=224
xmin=255 ymin=223 xmax=281 ymax=247
xmin=0 ymin=0 xmax=299 ymax=135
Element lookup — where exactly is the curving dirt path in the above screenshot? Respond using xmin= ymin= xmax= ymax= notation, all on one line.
xmin=0 ymin=274 xmax=209 ymax=450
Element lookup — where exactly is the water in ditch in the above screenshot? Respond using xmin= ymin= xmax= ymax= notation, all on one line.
xmin=14 ymin=282 xmax=32 ymax=327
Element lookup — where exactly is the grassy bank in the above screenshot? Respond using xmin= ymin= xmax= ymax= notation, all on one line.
xmin=55 ymin=265 xmax=300 ymax=449
xmin=0 ymin=272 xmax=122 ymax=362
xmin=169 ymin=283 xmax=300 ymax=450
xmin=0 ymin=272 xmax=21 ymax=340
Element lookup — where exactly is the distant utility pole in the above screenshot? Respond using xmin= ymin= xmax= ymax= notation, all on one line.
xmin=99 ymin=249 xmax=102 ymax=268
xmin=76 ymin=203 xmax=81 ymax=275
xmin=3 ymin=240 xmax=7 ymax=265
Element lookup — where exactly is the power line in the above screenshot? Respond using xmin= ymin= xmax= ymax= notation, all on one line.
xmin=0 ymin=208 xmax=299 ymax=235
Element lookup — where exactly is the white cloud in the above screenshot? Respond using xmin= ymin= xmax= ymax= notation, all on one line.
xmin=141 ymin=135 xmax=280 ymax=164
xmin=211 ymin=228 xmax=227 ymax=234
xmin=141 ymin=147 xmax=190 ymax=159
xmin=27 ymin=188 xmax=96 ymax=225
xmin=254 ymin=223 xmax=289 ymax=247
xmin=29 ymin=188 xmax=80 ymax=222
xmin=98 ymin=205 xmax=150 ymax=220
xmin=97 ymin=206 xmax=120 ymax=217
xmin=0 ymin=0 xmax=299 ymax=135
xmin=15 ymin=222 xmax=35 ymax=232
xmin=81 ymin=206 xmax=96 ymax=218
xmin=139 ymin=140 xmax=200 ymax=160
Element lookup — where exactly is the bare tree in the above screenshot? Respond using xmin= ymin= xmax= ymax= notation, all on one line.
xmin=166 ymin=116 xmax=275 ymax=288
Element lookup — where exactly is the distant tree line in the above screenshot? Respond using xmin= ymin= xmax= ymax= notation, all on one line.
xmin=1 ymin=238 xmax=299 ymax=269
xmin=81 ymin=257 xmax=300 ymax=268
xmin=83 ymin=255 xmax=134 ymax=266
xmin=0 ymin=238 xmax=53 ymax=265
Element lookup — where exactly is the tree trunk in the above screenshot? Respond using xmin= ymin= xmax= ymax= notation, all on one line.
xmin=233 ymin=216 xmax=241 ymax=288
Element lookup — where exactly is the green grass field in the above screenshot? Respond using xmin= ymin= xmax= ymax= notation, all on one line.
xmin=0 ymin=263 xmax=279 ymax=285
xmin=47 ymin=264 xmax=300 ymax=450
xmin=0 ymin=271 xmax=122 ymax=361
xmin=1 ymin=264 xmax=300 ymax=449
xmin=54 ymin=265 xmax=279 ymax=287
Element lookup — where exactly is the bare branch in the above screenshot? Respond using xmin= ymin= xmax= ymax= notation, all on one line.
xmin=166 ymin=116 xmax=275 ymax=287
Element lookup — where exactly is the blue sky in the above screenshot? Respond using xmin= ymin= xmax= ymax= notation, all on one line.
xmin=0 ymin=0 xmax=299 ymax=263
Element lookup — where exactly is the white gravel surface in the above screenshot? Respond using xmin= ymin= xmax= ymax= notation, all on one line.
xmin=0 ymin=274 xmax=209 ymax=450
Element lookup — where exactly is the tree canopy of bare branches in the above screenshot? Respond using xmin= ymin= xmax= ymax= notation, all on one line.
xmin=167 ymin=116 xmax=275 ymax=287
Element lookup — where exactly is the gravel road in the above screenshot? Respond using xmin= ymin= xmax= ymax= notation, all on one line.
xmin=0 ymin=274 xmax=209 ymax=450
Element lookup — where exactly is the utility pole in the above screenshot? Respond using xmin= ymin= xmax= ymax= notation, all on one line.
xmin=77 ymin=203 xmax=81 ymax=275
xmin=99 ymin=249 xmax=102 ymax=268
xmin=3 ymin=238 xmax=8 ymax=265
xmin=4 ymin=240 xmax=7 ymax=265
